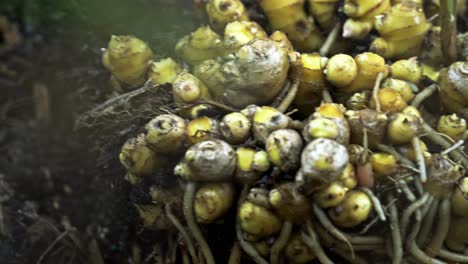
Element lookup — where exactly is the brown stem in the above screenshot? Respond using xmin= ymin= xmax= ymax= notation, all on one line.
xmin=270 ymin=221 xmax=293 ymax=264
xmin=183 ymin=182 xmax=215 ymax=264
xmin=420 ymin=196 xmax=436 ymax=219
xmin=425 ymin=197 xmax=451 ymax=257
xmin=361 ymin=187 xmax=386 ymax=221
xmin=303 ymin=221 xmax=333 ymax=264
xmin=388 ymin=194 xmax=402 ymax=264
xmin=441 ymin=140 xmax=464 ymax=156
xmin=313 ymin=204 xmax=354 ymax=259
xmin=322 ymin=89 xmax=333 ymax=104
xmin=166 ymin=234 xmax=177 ymax=264
xmin=362 ymin=128 xmax=369 ymax=162
xmin=439 ymin=248 xmax=468 ymax=262
xmin=417 ymin=199 xmax=439 ymax=247
xmin=398 ymin=180 xmax=416 ymax=202
xmin=165 ymin=204 xmax=198 ymax=264
xmin=277 ymin=79 xmax=299 ymax=113
xmin=421 ymin=122 xmax=468 ymax=168
xmin=407 ymin=210 xmax=445 ymax=264
xmin=315 ymin=221 xmax=384 ymax=249
xmin=181 ymin=248 xmax=191 ymax=264
xmin=270 ymin=80 xmax=291 ymax=108
xmin=372 ymin=72 xmax=384 ymax=112
xmin=410 ymin=84 xmax=437 ymax=108
xmin=440 ymin=0 xmax=458 ymax=65
xmin=412 ymin=137 xmax=427 ymax=183
xmin=400 ymin=193 xmax=430 ymax=238
xmin=413 ymin=171 xmax=425 ymax=196
xmin=344 ymin=234 xmax=385 ymax=245
xmin=320 ymin=23 xmax=341 ymax=56
xmin=235 ymin=223 xmax=268 ymax=264
xmin=227 ymin=242 xmax=241 ymax=264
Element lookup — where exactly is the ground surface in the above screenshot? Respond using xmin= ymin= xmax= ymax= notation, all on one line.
xmin=0 ymin=1 xmax=200 ymax=263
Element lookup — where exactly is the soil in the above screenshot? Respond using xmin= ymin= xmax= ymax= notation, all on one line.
xmin=0 ymin=0 xmax=202 ymax=263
